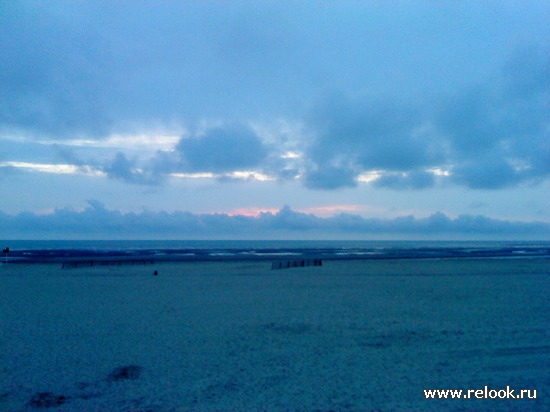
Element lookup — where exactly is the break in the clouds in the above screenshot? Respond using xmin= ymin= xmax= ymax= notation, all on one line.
xmin=1 ymin=1 xmax=549 ymax=237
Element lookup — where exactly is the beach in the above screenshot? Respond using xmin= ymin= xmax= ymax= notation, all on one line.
xmin=1 ymin=258 xmax=548 ymax=411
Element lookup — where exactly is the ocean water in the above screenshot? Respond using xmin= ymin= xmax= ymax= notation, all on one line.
xmin=1 ymin=240 xmax=549 ymax=263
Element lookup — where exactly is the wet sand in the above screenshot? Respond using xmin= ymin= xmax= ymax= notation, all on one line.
xmin=1 ymin=259 xmax=548 ymax=411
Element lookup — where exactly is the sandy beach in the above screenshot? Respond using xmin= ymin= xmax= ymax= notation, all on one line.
xmin=1 ymin=258 xmax=548 ymax=411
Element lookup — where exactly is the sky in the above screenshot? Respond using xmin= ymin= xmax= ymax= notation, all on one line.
xmin=0 ymin=1 xmax=549 ymax=239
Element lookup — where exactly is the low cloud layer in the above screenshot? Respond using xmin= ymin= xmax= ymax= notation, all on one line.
xmin=1 ymin=202 xmax=547 ymax=240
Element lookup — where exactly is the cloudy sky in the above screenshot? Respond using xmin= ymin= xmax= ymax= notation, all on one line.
xmin=1 ymin=1 xmax=549 ymax=239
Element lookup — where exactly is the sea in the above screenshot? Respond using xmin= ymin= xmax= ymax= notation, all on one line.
xmin=2 ymin=240 xmax=549 ymax=263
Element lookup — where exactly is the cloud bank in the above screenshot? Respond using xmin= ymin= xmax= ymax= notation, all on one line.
xmin=1 ymin=202 xmax=547 ymax=240
xmin=97 ymin=48 xmax=550 ymax=191
xmin=1 ymin=3 xmax=548 ymax=193
xmin=302 ymin=46 xmax=549 ymax=190
xmin=0 ymin=2 xmax=548 ymax=236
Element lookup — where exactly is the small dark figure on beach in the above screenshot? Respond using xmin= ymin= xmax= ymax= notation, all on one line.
xmin=153 ymin=270 xmax=158 ymax=276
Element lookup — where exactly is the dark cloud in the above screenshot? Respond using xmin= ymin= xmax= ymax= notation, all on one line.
xmin=0 ymin=2 xmax=314 ymax=138
xmin=436 ymin=46 xmax=549 ymax=189
xmin=0 ymin=2 xmax=548 ymax=196
xmin=0 ymin=204 xmax=547 ymax=240
xmin=301 ymin=45 xmax=549 ymax=191
xmin=437 ymin=88 xmax=500 ymax=157
xmin=175 ymin=125 xmax=269 ymax=173
xmin=302 ymin=95 xmax=444 ymax=189
xmin=80 ymin=125 xmax=270 ymax=185
xmin=54 ymin=146 xmax=83 ymax=166
xmin=105 ymin=152 xmax=161 ymax=186
xmin=2 ymin=2 xmax=546 ymax=140
xmin=373 ymin=171 xmax=435 ymax=190
xmin=303 ymin=165 xmax=358 ymax=190
xmin=450 ymin=156 xmax=520 ymax=190
xmin=0 ymin=3 xmax=113 ymax=138
xmin=502 ymin=47 xmax=550 ymax=99
xmin=308 ymin=97 xmax=433 ymax=167
xmin=273 ymin=167 xmax=300 ymax=181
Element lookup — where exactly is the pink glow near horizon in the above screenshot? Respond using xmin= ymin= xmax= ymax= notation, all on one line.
xmin=226 ymin=207 xmax=281 ymax=217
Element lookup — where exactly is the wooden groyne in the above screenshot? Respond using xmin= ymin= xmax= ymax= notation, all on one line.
xmin=62 ymin=259 xmax=155 ymax=269
xmin=271 ymin=259 xmax=322 ymax=270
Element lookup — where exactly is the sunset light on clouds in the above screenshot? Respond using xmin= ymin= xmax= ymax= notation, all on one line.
xmin=1 ymin=1 xmax=548 ymax=239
